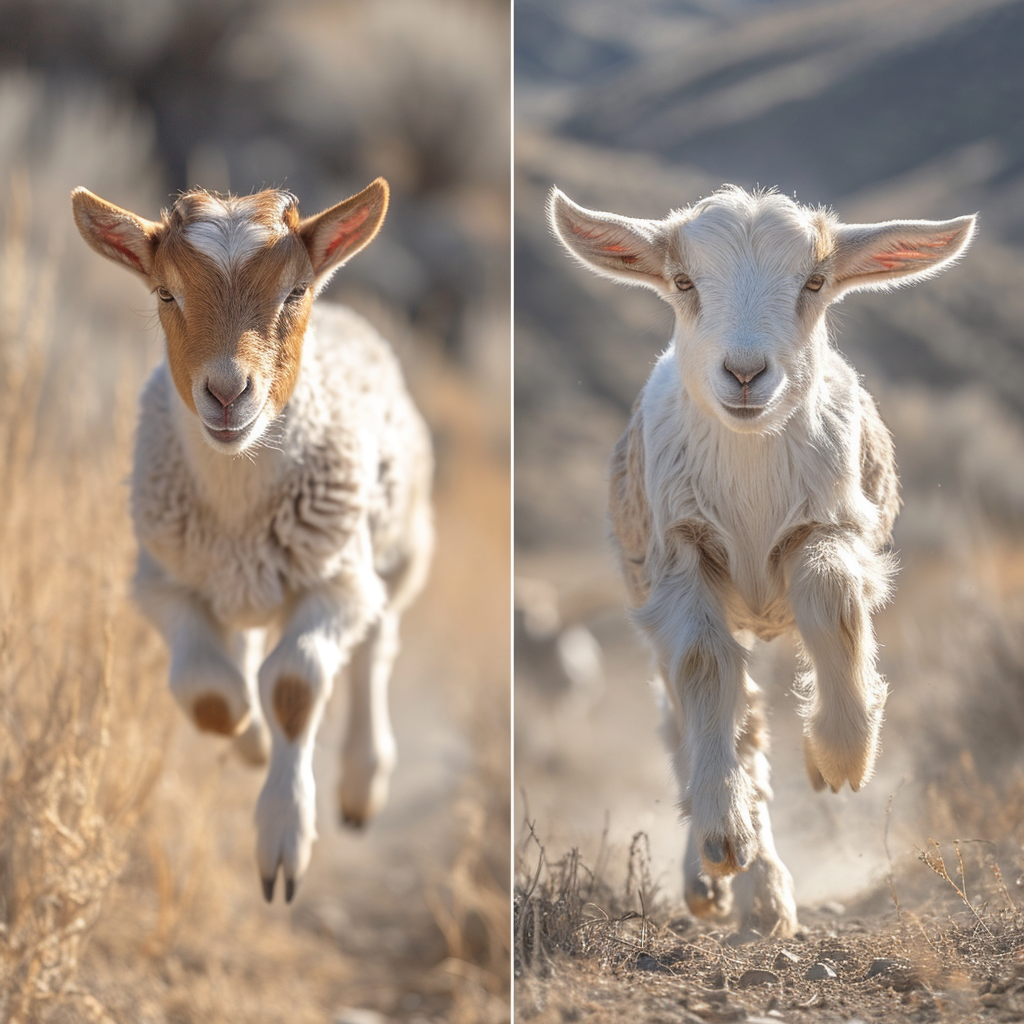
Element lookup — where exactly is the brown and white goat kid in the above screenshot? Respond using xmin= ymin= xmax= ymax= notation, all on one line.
xmin=550 ymin=184 xmax=975 ymax=935
xmin=72 ymin=181 xmax=433 ymax=902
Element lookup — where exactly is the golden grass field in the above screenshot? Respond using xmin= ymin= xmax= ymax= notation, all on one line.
xmin=0 ymin=160 xmax=510 ymax=1022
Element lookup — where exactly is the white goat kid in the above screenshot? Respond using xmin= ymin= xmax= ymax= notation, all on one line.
xmin=550 ymin=184 xmax=975 ymax=935
xmin=72 ymin=180 xmax=433 ymax=902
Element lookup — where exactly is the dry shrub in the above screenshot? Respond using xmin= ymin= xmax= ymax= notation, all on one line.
xmin=0 ymin=180 xmax=165 ymax=1022
xmin=515 ymin=826 xmax=663 ymax=980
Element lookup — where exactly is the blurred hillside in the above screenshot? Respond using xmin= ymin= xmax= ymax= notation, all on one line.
xmin=0 ymin=0 xmax=510 ymax=390
xmin=514 ymin=0 xmax=1024 ymax=924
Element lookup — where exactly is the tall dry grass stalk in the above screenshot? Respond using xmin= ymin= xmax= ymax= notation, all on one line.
xmin=0 ymin=178 xmax=165 ymax=1022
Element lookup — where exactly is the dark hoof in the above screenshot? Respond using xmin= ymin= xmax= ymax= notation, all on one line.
xmin=262 ymin=875 xmax=276 ymax=903
xmin=702 ymin=835 xmax=752 ymax=874
xmin=285 ymin=878 xmax=296 ymax=904
xmin=703 ymin=836 xmax=727 ymax=866
xmin=340 ymin=809 xmax=366 ymax=829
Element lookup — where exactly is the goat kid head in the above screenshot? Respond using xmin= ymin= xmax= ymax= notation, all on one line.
xmin=550 ymin=185 xmax=975 ymax=434
xmin=72 ymin=180 xmax=389 ymax=453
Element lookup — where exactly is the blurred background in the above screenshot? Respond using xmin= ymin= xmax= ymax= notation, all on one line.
xmin=0 ymin=2 xmax=509 ymax=1022
xmin=515 ymin=0 xmax=1024 ymax=918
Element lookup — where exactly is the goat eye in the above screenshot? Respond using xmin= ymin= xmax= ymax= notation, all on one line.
xmin=156 ymin=286 xmax=175 ymax=304
xmin=286 ymin=285 xmax=308 ymax=303
xmin=804 ymin=274 xmax=825 ymax=292
xmin=673 ymin=274 xmax=694 ymax=292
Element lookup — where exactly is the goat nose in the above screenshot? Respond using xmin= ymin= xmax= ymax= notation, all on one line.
xmin=723 ymin=356 xmax=767 ymax=386
xmin=206 ymin=378 xmax=249 ymax=408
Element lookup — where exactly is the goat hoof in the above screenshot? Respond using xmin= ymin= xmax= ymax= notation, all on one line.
xmin=685 ymin=873 xmax=733 ymax=919
xmin=804 ymin=756 xmax=827 ymax=792
xmin=703 ymin=836 xmax=727 ymax=866
xmin=285 ymin=878 xmax=296 ymax=904
xmin=262 ymin=874 xmax=276 ymax=903
xmin=340 ymin=809 xmax=366 ymax=829
xmin=702 ymin=832 xmax=755 ymax=875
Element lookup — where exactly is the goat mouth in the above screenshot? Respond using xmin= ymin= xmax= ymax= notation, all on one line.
xmin=723 ymin=404 xmax=764 ymax=420
xmin=205 ymin=424 xmax=252 ymax=442
xmin=200 ymin=407 xmax=264 ymax=447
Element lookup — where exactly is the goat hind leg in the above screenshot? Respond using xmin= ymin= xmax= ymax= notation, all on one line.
xmin=338 ymin=611 xmax=399 ymax=827
xmin=231 ymin=629 xmax=270 ymax=766
xmin=731 ymin=683 xmax=797 ymax=936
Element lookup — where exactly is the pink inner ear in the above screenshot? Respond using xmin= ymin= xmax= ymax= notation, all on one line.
xmin=97 ymin=219 xmax=145 ymax=273
xmin=570 ymin=222 xmax=639 ymax=263
xmin=871 ymin=234 xmax=954 ymax=271
xmin=322 ymin=207 xmax=371 ymax=262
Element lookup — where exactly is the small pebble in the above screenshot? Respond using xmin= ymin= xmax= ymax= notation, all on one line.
xmin=821 ymin=948 xmax=854 ymax=962
xmin=737 ymin=968 xmax=779 ymax=989
xmin=866 ymin=957 xmax=897 ymax=978
xmin=773 ymin=948 xmax=800 ymax=970
xmin=805 ymin=961 xmax=837 ymax=980
xmin=636 ymin=953 xmax=670 ymax=973
xmin=819 ymin=900 xmax=846 ymax=915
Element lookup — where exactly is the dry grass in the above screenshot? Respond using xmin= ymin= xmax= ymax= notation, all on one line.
xmin=515 ymin=810 xmax=1024 ymax=1023
xmin=0 ymin=145 xmax=509 ymax=1021
xmin=515 ymin=709 xmax=1024 ymax=1024
xmin=0 ymin=176 xmax=165 ymax=1021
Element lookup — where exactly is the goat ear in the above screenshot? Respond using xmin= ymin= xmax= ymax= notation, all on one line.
xmin=71 ymin=187 xmax=163 ymax=281
xmin=832 ymin=215 xmax=976 ymax=295
xmin=549 ymin=187 xmax=670 ymax=293
xmin=300 ymin=178 xmax=389 ymax=293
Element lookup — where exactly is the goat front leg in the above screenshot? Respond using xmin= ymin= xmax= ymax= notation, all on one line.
xmin=135 ymin=550 xmax=256 ymax=739
xmin=339 ymin=611 xmax=399 ymax=827
xmin=787 ymin=530 xmax=889 ymax=793
xmin=254 ymin=587 xmax=369 ymax=903
xmin=656 ymin=674 xmax=733 ymax=919
xmin=638 ymin=550 xmax=758 ymax=878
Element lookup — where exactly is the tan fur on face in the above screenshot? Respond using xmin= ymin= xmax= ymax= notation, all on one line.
xmin=73 ymin=183 xmax=389 ymax=433
xmin=152 ymin=190 xmax=313 ymax=415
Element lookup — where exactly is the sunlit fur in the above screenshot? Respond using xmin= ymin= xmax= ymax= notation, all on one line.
xmin=71 ymin=181 xmax=431 ymax=903
xmin=553 ymin=184 xmax=975 ymax=937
